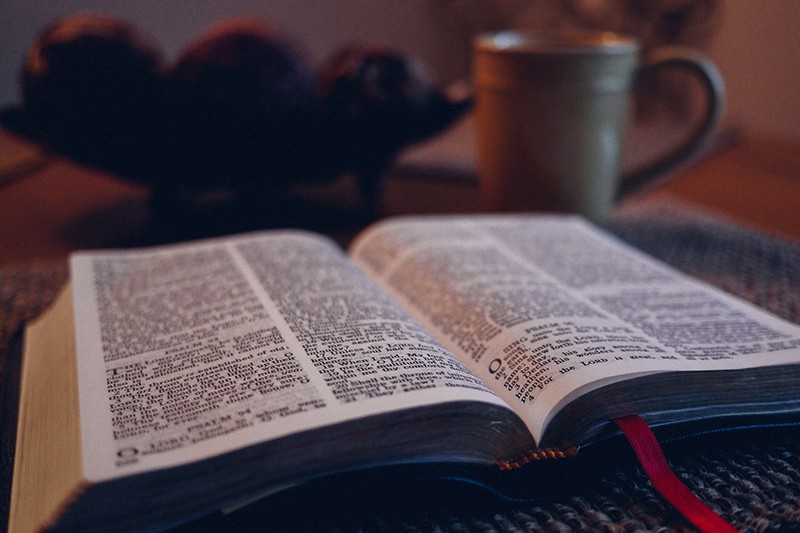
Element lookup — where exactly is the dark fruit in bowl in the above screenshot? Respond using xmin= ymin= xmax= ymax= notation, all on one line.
xmin=166 ymin=18 xmax=315 ymax=198
xmin=315 ymin=45 xmax=471 ymax=201
xmin=20 ymin=13 xmax=166 ymax=179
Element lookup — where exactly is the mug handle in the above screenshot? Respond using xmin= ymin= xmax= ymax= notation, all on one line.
xmin=617 ymin=47 xmax=726 ymax=199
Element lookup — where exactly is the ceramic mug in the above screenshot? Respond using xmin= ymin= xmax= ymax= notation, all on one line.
xmin=473 ymin=30 xmax=725 ymax=221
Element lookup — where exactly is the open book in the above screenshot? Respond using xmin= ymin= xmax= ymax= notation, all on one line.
xmin=8 ymin=214 xmax=800 ymax=532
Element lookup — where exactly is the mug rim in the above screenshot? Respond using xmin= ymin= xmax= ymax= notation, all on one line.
xmin=474 ymin=29 xmax=639 ymax=55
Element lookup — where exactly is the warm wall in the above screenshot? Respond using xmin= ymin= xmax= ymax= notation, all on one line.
xmin=705 ymin=1 xmax=800 ymax=141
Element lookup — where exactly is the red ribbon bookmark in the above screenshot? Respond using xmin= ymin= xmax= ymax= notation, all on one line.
xmin=614 ymin=415 xmax=738 ymax=533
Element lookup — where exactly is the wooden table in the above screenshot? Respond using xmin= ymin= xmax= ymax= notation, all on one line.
xmin=0 ymin=125 xmax=798 ymax=264
xmin=639 ymin=134 xmax=800 ymax=242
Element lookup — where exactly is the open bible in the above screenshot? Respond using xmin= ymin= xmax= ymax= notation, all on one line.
xmin=8 ymin=214 xmax=800 ymax=532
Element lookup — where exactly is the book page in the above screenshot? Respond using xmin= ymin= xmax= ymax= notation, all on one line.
xmin=71 ymin=230 xmax=507 ymax=482
xmin=349 ymin=215 xmax=800 ymax=443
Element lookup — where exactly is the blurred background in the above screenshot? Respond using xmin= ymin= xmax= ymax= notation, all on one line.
xmin=0 ymin=0 xmax=798 ymax=260
xmin=1 ymin=0 xmax=798 ymax=141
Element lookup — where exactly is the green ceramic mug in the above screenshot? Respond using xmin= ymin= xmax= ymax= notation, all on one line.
xmin=473 ymin=30 xmax=725 ymax=221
